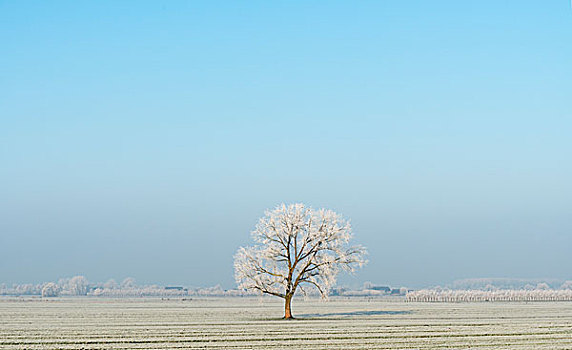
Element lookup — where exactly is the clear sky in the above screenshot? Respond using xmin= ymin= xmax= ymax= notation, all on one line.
xmin=1 ymin=1 xmax=571 ymax=289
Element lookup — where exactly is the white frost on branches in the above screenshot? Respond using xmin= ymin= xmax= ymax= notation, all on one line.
xmin=406 ymin=289 xmax=572 ymax=302
xmin=68 ymin=276 xmax=89 ymax=296
xmin=41 ymin=282 xmax=60 ymax=297
xmin=234 ymin=203 xmax=367 ymax=299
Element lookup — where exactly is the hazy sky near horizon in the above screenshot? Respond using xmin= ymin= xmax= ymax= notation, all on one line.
xmin=1 ymin=1 xmax=571 ymax=289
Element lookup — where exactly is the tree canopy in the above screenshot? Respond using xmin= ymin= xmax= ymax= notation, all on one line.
xmin=234 ymin=203 xmax=367 ymax=318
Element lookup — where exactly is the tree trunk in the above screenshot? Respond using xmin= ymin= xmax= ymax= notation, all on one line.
xmin=284 ymin=294 xmax=294 ymax=319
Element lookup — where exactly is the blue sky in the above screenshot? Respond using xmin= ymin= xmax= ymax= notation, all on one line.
xmin=1 ymin=1 xmax=571 ymax=288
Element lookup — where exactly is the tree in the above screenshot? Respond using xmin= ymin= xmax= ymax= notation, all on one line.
xmin=67 ymin=276 xmax=89 ymax=296
xmin=234 ymin=203 xmax=367 ymax=319
xmin=120 ymin=277 xmax=136 ymax=289
xmin=104 ymin=279 xmax=119 ymax=290
xmin=41 ymin=282 xmax=60 ymax=297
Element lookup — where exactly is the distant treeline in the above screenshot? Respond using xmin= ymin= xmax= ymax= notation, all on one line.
xmin=407 ymin=288 xmax=572 ymax=302
xmin=1 ymin=277 xmax=412 ymax=298
xmin=0 ymin=276 xmax=251 ymax=297
xmin=4 ymin=276 xmax=570 ymax=300
xmin=449 ymin=278 xmax=572 ymax=291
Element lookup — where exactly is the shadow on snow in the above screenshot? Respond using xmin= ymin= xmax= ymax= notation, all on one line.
xmin=296 ymin=310 xmax=411 ymax=318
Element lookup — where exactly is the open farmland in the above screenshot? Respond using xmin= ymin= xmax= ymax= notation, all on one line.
xmin=1 ymin=297 xmax=571 ymax=349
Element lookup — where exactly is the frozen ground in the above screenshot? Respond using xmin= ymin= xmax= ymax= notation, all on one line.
xmin=1 ymin=297 xmax=571 ymax=349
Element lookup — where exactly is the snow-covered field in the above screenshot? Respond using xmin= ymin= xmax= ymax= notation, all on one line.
xmin=1 ymin=297 xmax=571 ymax=349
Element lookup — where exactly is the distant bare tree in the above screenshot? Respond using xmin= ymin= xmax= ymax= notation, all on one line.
xmin=234 ymin=203 xmax=367 ymax=319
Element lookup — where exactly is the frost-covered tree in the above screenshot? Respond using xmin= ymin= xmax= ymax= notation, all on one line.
xmin=121 ymin=277 xmax=136 ymax=289
xmin=67 ymin=276 xmax=89 ymax=296
xmin=15 ymin=283 xmax=40 ymax=295
xmin=41 ymin=282 xmax=60 ymax=297
xmin=104 ymin=279 xmax=119 ymax=290
xmin=234 ymin=203 xmax=367 ymax=319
